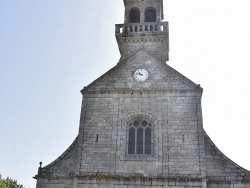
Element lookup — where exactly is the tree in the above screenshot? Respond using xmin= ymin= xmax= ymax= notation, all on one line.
xmin=0 ymin=173 xmax=25 ymax=188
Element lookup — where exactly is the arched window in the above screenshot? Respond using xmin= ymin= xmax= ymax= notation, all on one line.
xmin=128 ymin=119 xmax=152 ymax=155
xmin=145 ymin=8 xmax=156 ymax=22
xmin=129 ymin=8 xmax=140 ymax=23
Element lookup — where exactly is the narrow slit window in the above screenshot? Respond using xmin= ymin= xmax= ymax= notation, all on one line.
xmin=137 ymin=128 xmax=143 ymax=154
xmin=128 ymin=128 xmax=135 ymax=154
xmin=145 ymin=128 xmax=152 ymax=154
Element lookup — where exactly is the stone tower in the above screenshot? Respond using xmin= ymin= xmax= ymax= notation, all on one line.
xmin=35 ymin=0 xmax=250 ymax=187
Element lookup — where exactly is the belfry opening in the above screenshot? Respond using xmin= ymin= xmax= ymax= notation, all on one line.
xmin=145 ymin=7 xmax=156 ymax=22
xmin=129 ymin=8 xmax=140 ymax=23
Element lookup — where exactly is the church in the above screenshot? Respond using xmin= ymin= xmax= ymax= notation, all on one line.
xmin=34 ymin=0 xmax=250 ymax=187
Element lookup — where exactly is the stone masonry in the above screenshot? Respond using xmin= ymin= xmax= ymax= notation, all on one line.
xmin=34 ymin=0 xmax=250 ymax=187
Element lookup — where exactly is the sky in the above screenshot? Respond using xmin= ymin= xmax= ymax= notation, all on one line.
xmin=0 ymin=0 xmax=250 ymax=187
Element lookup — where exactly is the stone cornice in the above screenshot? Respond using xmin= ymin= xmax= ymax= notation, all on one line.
xmin=81 ymin=88 xmax=203 ymax=96
xmin=37 ymin=172 xmax=250 ymax=183
xmin=34 ymin=173 xmax=250 ymax=183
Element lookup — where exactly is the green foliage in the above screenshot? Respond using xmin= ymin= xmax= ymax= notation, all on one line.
xmin=0 ymin=173 xmax=25 ymax=188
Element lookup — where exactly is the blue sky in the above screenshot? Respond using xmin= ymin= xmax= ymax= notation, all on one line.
xmin=1 ymin=1 xmax=250 ymax=187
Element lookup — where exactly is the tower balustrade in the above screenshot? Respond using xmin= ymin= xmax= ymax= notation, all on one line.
xmin=115 ymin=22 xmax=168 ymax=37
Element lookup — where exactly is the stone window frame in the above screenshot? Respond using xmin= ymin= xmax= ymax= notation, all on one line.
xmin=120 ymin=113 xmax=158 ymax=161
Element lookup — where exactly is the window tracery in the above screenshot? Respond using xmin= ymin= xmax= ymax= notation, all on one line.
xmin=127 ymin=119 xmax=152 ymax=155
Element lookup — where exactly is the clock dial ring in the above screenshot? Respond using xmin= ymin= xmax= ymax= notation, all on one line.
xmin=133 ymin=69 xmax=149 ymax=82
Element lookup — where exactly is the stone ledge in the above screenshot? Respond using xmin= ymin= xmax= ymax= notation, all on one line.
xmin=81 ymin=89 xmax=202 ymax=95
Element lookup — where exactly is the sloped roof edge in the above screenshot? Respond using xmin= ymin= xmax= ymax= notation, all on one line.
xmin=81 ymin=49 xmax=201 ymax=94
xmin=34 ymin=135 xmax=79 ymax=178
xmin=204 ymin=130 xmax=250 ymax=178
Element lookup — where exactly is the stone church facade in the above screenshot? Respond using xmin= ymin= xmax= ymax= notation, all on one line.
xmin=34 ymin=0 xmax=250 ymax=187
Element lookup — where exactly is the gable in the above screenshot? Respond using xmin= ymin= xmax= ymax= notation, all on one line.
xmin=83 ymin=50 xmax=199 ymax=93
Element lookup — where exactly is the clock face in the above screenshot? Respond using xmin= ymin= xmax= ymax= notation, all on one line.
xmin=133 ymin=69 xmax=149 ymax=82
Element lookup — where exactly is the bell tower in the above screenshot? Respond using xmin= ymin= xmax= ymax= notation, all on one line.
xmin=123 ymin=0 xmax=164 ymax=23
xmin=116 ymin=0 xmax=169 ymax=62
